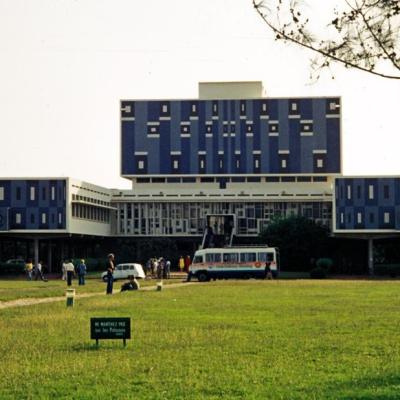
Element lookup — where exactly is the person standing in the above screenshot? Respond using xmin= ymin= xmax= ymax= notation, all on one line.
xmin=77 ymin=259 xmax=87 ymax=285
xmin=165 ymin=259 xmax=171 ymax=279
xmin=64 ymin=259 xmax=75 ymax=286
xmin=178 ymin=256 xmax=185 ymax=273
xmin=106 ymin=253 xmax=115 ymax=295
xmin=184 ymin=255 xmax=191 ymax=273
xmin=25 ymin=259 xmax=33 ymax=281
xmin=35 ymin=261 xmax=46 ymax=281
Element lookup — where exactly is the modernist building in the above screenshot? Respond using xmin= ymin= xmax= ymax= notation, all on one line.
xmin=0 ymin=82 xmax=398 ymax=272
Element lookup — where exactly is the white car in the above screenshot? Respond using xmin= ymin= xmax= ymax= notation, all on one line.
xmin=101 ymin=263 xmax=145 ymax=282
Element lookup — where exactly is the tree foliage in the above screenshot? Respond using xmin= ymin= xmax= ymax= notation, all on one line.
xmin=259 ymin=215 xmax=330 ymax=270
xmin=253 ymin=0 xmax=400 ymax=80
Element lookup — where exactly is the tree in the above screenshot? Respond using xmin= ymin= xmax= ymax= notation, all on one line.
xmin=253 ymin=0 xmax=400 ymax=80
xmin=259 ymin=215 xmax=330 ymax=270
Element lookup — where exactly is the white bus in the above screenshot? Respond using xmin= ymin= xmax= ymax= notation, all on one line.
xmin=189 ymin=246 xmax=280 ymax=282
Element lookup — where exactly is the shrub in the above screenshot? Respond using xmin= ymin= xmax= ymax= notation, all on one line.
xmin=316 ymin=258 xmax=333 ymax=271
xmin=310 ymin=267 xmax=327 ymax=279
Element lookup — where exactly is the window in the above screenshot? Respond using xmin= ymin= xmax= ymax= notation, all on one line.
xmin=42 ymin=187 xmax=46 ymax=201
xmin=30 ymin=187 xmax=35 ymax=201
xmin=340 ymin=213 xmax=344 ymax=224
xmin=16 ymin=187 xmax=21 ymax=201
xmin=0 ymin=187 xmax=3 ymax=201
xmin=384 ymin=212 xmax=390 ymax=224
xmin=162 ymin=104 xmax=168 ymax=113
xmin=240 ymin=253 xmax=256 ymax=262
xmin=369 ymin=213 xmax=375 ymax=224
xmin=258 ymin=252 xmax=274 ymax=262
xmin=30 ymin=214 xmax=35 ymax=224
xmin=193 ymin=255 xmax=203 ymax=264
xmin=317 ymin=159 xmax=324 ymax=168
xmin=384 ymin=185 xmax=390 ymax=199
xmin=138 ymin=160 xmax=144 ymax=170
xmin=240 ymin=101 xmax=246 ymax=115
xmin=281 ymin=159 xmax=287 ymax=169
xmin=329 ymin=102 xmax=336 ymax=111
xmin=223 ymin=253 xmax=239 ymax=263
xmin=357 ymin=213 xmax=362 ymax=224
xmin=173 ymin=160 xmax=179 ymax=169
xmin=41 ymin=213 xmax=46 ymax=224
xmin=16 ymin=213 xmax=21 ymax=224
xmin=291 ymin=103 xmax=297 ymax=111
xmin=369 ymin=185 xmax=374 ymax=199
xmin=357 ymin=185 xmax=361 ymax=199
xmin=58 ymin=213 xmax=62 ymax=224
xmin=51 ymin=186 xmax=55 ymax=201
xmin=206 ymin=253 xmax=221 ymax=263
xmin=347 ymin=185 xmax=351 ymax=200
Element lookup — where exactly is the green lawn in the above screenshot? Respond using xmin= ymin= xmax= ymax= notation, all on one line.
xmin=1 ymin=280 xmax=400 ymax=399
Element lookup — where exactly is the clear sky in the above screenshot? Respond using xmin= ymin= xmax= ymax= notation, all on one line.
xmin=0 ymin=0 xmax=398 ymax=189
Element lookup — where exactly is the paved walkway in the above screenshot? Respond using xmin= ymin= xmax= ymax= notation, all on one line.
xmin=0 ymin=281 xmax=194 ymax=310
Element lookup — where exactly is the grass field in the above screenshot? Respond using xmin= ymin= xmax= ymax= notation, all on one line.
xmin=1 ymin=279 xmax=400 ymax=399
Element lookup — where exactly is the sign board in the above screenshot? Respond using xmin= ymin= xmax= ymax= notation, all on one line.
xmin=90 ymin=317 xmax=131 ymax=346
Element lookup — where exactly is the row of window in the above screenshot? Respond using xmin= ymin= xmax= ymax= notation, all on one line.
xmin=339 ymin=211 xmax=392 ymax=225
xmin=134 ymin=155 xmax=326 ymax=173
xmin=122 ymin=100 xmax=339 ymax=118
xmin=71 ymin=204 xmax=110 ymax=223
xmin=13 ymin=212 xmax=63 ymax=226
xmin=71 ymin=184 xmax=110 ymax=197
xmin=202 ymin=252 xmax=274 ymax=263
xmin=0 ymin=185 xmax=64 ymax=202
xmin=145 ymin=123 xmax=316 ymax=136
xmin=339 ymin=184 xmax=391 ymax=201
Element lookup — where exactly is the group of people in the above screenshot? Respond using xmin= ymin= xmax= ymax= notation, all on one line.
xmin=145 ymin=257 xmax=171 ymax=279
xmin=61 ymin=259 xmax=87 ymax=286
xmin=25 ymin=259 xmax=46 ymax=281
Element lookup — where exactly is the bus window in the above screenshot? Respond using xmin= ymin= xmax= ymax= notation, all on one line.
xmin=258 ymin=252 xmax=274 ymax=262
xmin=193 ymin=255 xmax=204 ymax=264
xmin=223 ymin=253 xmax=239 ymax=263
xmin=240 ymin=252 xmax=256 ymax=262
xmin=206 ymin=253 xmax=221 ymax=263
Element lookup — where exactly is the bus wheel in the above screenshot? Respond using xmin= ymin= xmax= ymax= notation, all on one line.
xmin=197 ymin=272 xmax=208 ymax=282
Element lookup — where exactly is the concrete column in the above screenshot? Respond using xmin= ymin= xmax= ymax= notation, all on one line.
xmin=47 ymin=241 xmax=52 ymax=273
xmin=368 ymin=238 xmax=374 ymax=275
xmin=34 ymin=238 xmax=39 ymax=268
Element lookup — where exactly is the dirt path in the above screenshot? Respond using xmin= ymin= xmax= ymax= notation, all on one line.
xmin=0 ymin=282 xmax=195 ymax=310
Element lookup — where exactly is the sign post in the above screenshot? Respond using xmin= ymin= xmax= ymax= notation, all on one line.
xmin=90 ymin=317 xmax=131 ymax=347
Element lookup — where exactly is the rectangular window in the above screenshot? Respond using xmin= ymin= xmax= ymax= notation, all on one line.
xmin=240 ymin=253 xmax=256 ymax=262
xmin=205 ymin=253 xmax=221 ymax=263
xmin=317 ymin=159 xmax=324 ymax=168
xmin=0 ymin=187 xmax=3 ymax=201
xmin=258 ymin=252 xmax=274 ymax=262
xmin=369 ymin=185 xmax=374 ymax=199
xmin=16 ymin=213 xmax=21 ymax=224
xmin=281 ymin=159 xmax=287 ymax=169
xmin=30 ymin=187 xmax=35 ymax=201
xmin=173 ymin=160 xmax=179 ymax=169
xmin=340 ymin=213 xmax=344 ymax=224
xmin=138 ymin=160 xmax=144 ymax=170
xmin=357 ymin=213 xmax=362 ymax=224
xmin=223 ymin=253 xmax=239 ymax=263
xmin=384 ymin=185 xmax=389 ymax=199
xmin=384 ymin=212 xmax=390 ymax=224
xmin=42 ymin=187 xmax=46 ymax=201
xmin=347 ymin=185 xmax=351 ymax=200
xmin=16 ymin=187 xmax=21 ymax=201
xmin=51 ymin=186 xmax=55 ymax=201
xmin=41 ymin=213 xmax=46 ymax=224
xmin=30 ymin=214 xmax=35 ymax=224
xmin=58 ymin=213 xmax=62 ymax=224
xmin=357 ymin=185 xmax=361 ymax=199
xmin=369 ymin=213 xmax=375 ymax=224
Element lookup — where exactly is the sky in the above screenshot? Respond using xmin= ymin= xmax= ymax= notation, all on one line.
xmin=0 ymin=0 xmax=398 ymax=189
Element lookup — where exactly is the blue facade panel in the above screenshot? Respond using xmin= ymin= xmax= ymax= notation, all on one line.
xmin=121 ymin=97 xmax=341 ymax=176
xmin=335 ymin=177 xmax=400 ymax=231
xmin=0 ymin=179 xmax=67 ymax=230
